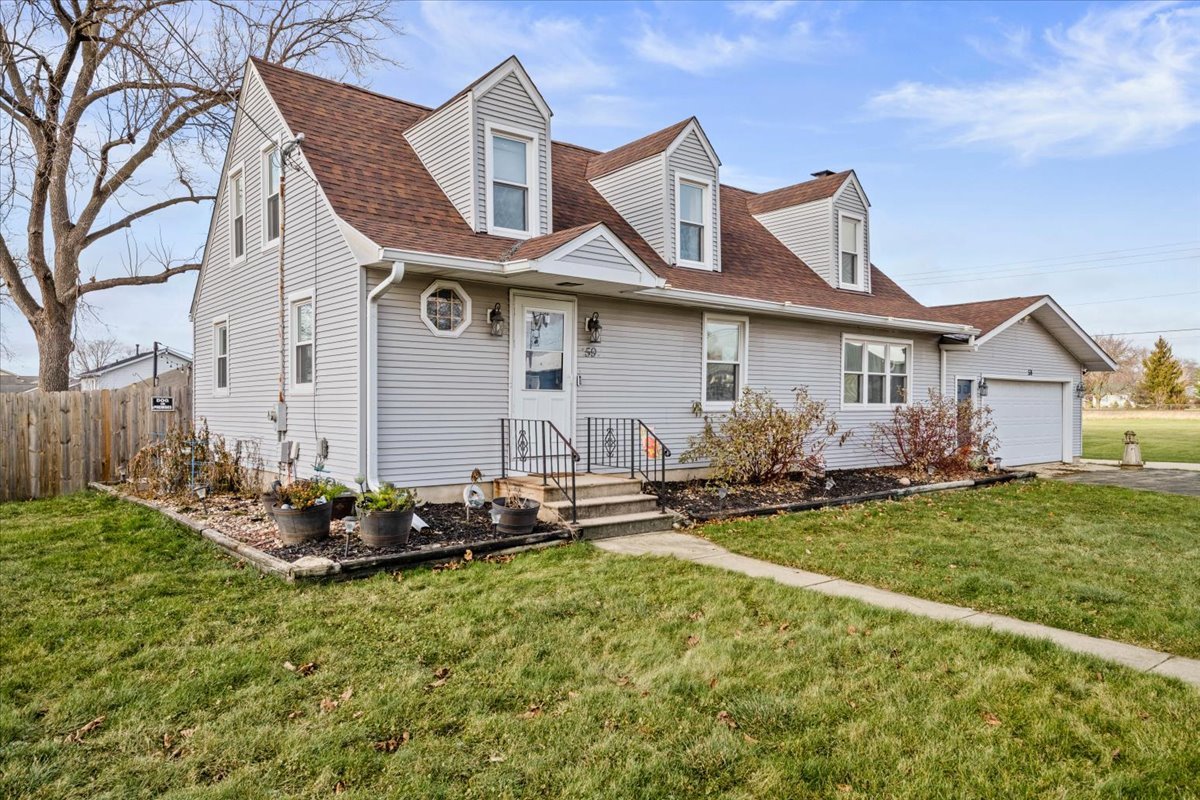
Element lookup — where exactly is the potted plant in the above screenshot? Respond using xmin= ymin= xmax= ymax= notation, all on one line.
xmin=272 ymin=479 xmax=334 ymax=544
xmin=355 ymin=482 xmax=418 ymax=548
xmin=491 ymin=487 xmax=540 ymax=535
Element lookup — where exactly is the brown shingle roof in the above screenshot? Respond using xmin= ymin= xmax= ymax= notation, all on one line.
xmin=585 ymin=118 xmax=693 ymax=180
xmin=507 ymin=223 xmax=601 ymax=261
xmin=250 ymin=59 xmax=968 ymax=327
xmin=929 ymin=296 xmax=1047 ymax=336
xmin=745 ymin=170 xmax=853 ymax=215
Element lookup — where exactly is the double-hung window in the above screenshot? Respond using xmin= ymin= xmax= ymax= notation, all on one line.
xmin=703 ymin=314 xmax=747 ymax=410
xmin=230 ymin=170 xmax=245 ymax=260
xmin=292 ymin=298 xmax=314 ymax=389
xmin=839 ymin=213 xmax=863 ymax=288
xmin=491 ymin=132 xmax=530 ymax=234
xmin=678 ymin=181 xmax=706 ymax=265
xmin=264 ymin=145 xmax=281 ymax=244
xmin=213 ymin=319 xmax=229 ymax=393
xmin=843 ymin=337 xmax=908 ymax=406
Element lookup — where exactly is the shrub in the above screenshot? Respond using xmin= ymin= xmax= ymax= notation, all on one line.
xmin=869 ymin=389 xmax=997 ymax=474
xmin=126 ymin=421 xmax=259 ymax=498
xmin=680 ymin=387 xmax=847 ymax=485
xmin=356 ymin=482 xmax=418 ymax=514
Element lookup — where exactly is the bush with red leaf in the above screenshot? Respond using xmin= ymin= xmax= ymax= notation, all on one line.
xmin=869 ymin=390 xmax=997 ymax=474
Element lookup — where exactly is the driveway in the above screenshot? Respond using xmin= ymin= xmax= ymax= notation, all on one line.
xmin=1033 ymin=463 xmax=1200 ymax=497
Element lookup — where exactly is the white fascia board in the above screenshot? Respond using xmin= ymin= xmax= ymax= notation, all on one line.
xmin=378 ymin=247 xmax=504 ymax=274
xmin=638 ymin=286 xmax=979 ymax=334
xmin=664 ymin=118 xmax=720 ymax=168
xmin=334 ymin=214 xmax=383 ymax=267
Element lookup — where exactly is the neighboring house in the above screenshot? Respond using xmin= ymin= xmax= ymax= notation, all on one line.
xmin=191 ymin=56 xmax=1115 ymax=499
xmin=1098 ymin=393 xmax=1135 ymax=409
xmin=0 ymin=369 xmax=39 ymax=394
xmin=77 ymin=346 xmax=192 ymax=391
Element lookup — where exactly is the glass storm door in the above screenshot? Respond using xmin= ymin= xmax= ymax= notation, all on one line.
xmin=510 ymin=293 xmax=576 ymax=443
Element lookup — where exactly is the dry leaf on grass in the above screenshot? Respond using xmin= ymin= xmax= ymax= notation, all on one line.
xmin=688 ymin=610 xmax=704 ymax=621
xmin=372 ymin=731 xmax=411 ymax=752
xmin=334 ymin=780 xmax=346 ymax=793
xmin=837 ymin=784 xmax=853 ymax=793
xmin=686 ymin=634 xmax=700 ymax=649
xmin=425 ymin=667 xmax=451 ymax=691
xmin=521 ymin=704 xmax=542 ymax=719
xmin=716 ymin=710 xmax=737 ymax=729
xmin=284 ymin=661 xmax=319 ymax=677
xmin=65 ymin=715 xmax=105 ymax=743
xmin=982 ymin=712 xmax=1002 ymax=727
xmin=319 ymin=698 xmax=339 ymax=714
xmin=463 ymin=549 xmax=473 ymax=562
xmin=488 ymin=754 xmax=506 ymax=763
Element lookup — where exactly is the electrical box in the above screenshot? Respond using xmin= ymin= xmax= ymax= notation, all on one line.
xmin=279 ymin=440 xmax=294 ymax=465
xmin=274 ymin=402 xmax=288 ymax=433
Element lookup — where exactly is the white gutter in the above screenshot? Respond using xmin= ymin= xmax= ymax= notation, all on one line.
xmin=366 ymin=261 xmax=405 ymax=487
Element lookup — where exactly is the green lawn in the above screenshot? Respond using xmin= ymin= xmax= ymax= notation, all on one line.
xmin=2 ymin=497 xmax=1199 ymax=797
xmin=704 ymin=480 xmax=1200 ymax=659
xmin=1083 ymin=415 xmax=1200 ymax=462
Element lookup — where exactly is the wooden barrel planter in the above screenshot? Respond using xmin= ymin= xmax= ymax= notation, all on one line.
xmin=491 ymin=497 xmax=541 ymax=535
xmin=272 ymin=502 xmax=332 ymax=545
xmin=358 ymin=508 xmax=414 ymax=548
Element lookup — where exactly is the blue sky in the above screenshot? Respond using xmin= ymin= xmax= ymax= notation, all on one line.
xmin=5 ymin=0 xmax=1198 ymax=373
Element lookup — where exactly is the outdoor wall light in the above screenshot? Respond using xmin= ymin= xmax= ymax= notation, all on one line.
xmin=586 ymin=311 xmax=603 ymax=344
xmin=487 ymin=303 xmax=505 ymax=337
xmin=978 ymin=377 xmax=989 ymax=397
xmin=1075 ymin=382 xmax=1086 ymax=398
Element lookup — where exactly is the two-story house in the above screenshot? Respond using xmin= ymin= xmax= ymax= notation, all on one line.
xmin=191 ymin=56 xmax=1114 ymax=512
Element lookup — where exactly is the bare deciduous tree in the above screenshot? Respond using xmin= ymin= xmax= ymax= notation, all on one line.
xmin=0 ymin=0 xmax=398 ymax=390
xmin=70 ymin=334 xmax=130 ymax=375
xmin=1084 ymin=334 xmax=1145 ymax=404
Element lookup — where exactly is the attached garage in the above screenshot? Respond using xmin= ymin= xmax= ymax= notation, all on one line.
xmin=986 ymin=379 xmax=1068 ymax=466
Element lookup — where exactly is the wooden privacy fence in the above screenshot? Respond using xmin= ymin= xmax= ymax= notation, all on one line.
xmin=0 ymin=370 xmax=191 ymax=501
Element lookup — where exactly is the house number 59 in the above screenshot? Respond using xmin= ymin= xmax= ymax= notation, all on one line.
xmin=583 ymin=346 xmax=598 ymax=358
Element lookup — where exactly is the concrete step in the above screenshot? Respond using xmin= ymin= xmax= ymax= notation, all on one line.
xmin=574 ymin=510 xmax=678 ymax=540
xmin=495 ymin=475 xmax=644 ymax=504
xmin=545 ymin=492 xmax=661 ymax=520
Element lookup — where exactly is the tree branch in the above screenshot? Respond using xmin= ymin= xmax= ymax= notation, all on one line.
xmin=73 ymin=261 xmax=200 ymax=299
xmin=83 ymin=193 xmax=215 ymax=247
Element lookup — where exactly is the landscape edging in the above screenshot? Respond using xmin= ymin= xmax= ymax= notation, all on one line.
xmin=88 ymin=483 xmax=570 ymax=582
xmin=682 ymin=470 xmax=1036 ymax=523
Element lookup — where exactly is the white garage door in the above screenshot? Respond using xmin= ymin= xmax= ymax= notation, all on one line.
xmin=988 ymin=380 xmax=1065 ymax=465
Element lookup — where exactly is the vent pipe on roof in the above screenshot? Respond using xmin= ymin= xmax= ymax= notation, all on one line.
xmin=811 ymin=170 xmax=836 ymax=178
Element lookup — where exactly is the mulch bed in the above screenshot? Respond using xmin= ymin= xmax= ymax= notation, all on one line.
xmin=130 ymin=492 xmax=560 ymax=564
xmin=656 ymin=467 xmax=985 ymax=518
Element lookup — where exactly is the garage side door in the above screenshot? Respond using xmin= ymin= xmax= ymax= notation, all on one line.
xmin=988 ymin=380 xmax=1064 ymax=465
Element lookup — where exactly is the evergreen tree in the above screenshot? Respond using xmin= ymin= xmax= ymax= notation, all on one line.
xmin=1135 ymin=337 xmax=1186 ymax=407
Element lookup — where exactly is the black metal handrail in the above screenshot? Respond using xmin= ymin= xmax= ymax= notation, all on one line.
xmin=585 ymin=418 xmax=672 ymax=505
xmin=499 ymin=418 xmax=579 ymax=523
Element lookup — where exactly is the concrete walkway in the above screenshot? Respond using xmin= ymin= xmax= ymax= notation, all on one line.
xmin=1030 ymin=461 xmax=1200 ymax=497
xmin=594 ymin=532 xmax=1200 ymax=688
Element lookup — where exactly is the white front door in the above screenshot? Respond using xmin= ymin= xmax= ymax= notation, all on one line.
xmin=511 ymin=292 xmax=576 ymax=441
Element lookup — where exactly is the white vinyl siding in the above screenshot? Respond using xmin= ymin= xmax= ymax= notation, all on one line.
xmin=404 ymin=94 xmax=475 ymax=227
xmin=475 ymin=73 xmax=550 ymax=236
xmin=560 ymin=237 xmax=641 ymax=275
xmin=591 ymin=154 xmax=667 ymax=261
xmin=192 ymin=64 xmax=360 ymax=481
xmin=944 ymin=317 xmax=1084 ymax=458
xmin=667 ymin=128 xmax=720 ymax=271
xmin=753 ymin=198 xmax=834 ymax=282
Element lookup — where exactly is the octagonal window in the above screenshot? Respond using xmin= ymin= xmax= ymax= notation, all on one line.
xmin=420 ymin=280 xmax=472 ymax=337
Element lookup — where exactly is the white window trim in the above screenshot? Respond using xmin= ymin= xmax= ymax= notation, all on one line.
xmin=289 ymin=290 xmax=315 ymax=394
xmin=674 ymin=170 xmax=714 ymax=270
xmin=212 ymin=315 xmax=230 ymax=397
xmin=837 ymin=210 xmax=866 ymax=291
xmin=484 ymin=121 xmax=540 ymax=240
xmin=227 ymin=161 xmax=246 ymax=265
xmin=840 ymin=333 xmax=912 ymax=410
xmin=261 ymin=139 xmax=281 ymax=252
xmin=419 ymin=279 xmax=473 ymax=338
xmin=701 ymin=312 xmax=749 ymax=412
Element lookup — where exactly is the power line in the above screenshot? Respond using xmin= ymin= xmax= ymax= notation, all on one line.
xmin=1092 ymin=328 xmax=1200 ymax=336
xmin=1067 ymin=290 xmax=1200 ymax=307
xmin=904 ymin=254 xmax=1199 ymax=287
xmin=891 ymin=240 xmax=1200 ymax=280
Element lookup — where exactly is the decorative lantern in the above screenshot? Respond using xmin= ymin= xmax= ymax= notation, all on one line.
xmin=488 ymin=303 xmax=505 ymax=337
xmin=1074 ymin=382 xmax=1085 ymax=398
xmin=978 ymin=377 xmax=988 ymax=397
xmin=586 ymin=311 xmax=603 ymax=344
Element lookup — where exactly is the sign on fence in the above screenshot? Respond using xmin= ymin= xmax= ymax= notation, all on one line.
xmin=0 ymin=370 xmax=192 ymax=501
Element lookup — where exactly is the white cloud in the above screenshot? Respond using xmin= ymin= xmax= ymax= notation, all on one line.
xmin=412 ymin=0 xmax=617 ymax=92
xmin=869 ymin=3 xmax=1200 ymax=160
xmin=727 ymin=1 xmax=798 ymax=22
xmin=630 ymin=5 xmax=844 ymax=75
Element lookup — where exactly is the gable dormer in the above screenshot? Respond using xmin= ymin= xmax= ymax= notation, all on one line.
xmin=588 ymin=118 xmax=721 ymax=271
xmin=405 ymin=56 xmax=551 ymax=239
xmin=748 ymin=170 xmax=871 ymax=292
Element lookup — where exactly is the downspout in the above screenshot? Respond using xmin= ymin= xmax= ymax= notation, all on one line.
xmin=366 ymin=261 xmax=405 ymax=488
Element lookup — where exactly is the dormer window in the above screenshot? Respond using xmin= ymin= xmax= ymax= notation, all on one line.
xmin=487 ymin=125 xmax=537 ymax=238
xmin=839 ymin=213 xmax=864 ymax=289
xmin=676 ymin=174 xmax=711 ymax=268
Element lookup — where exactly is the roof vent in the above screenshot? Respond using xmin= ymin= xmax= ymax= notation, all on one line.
xmin=811 ymin=170 xmax=836 ymax=178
